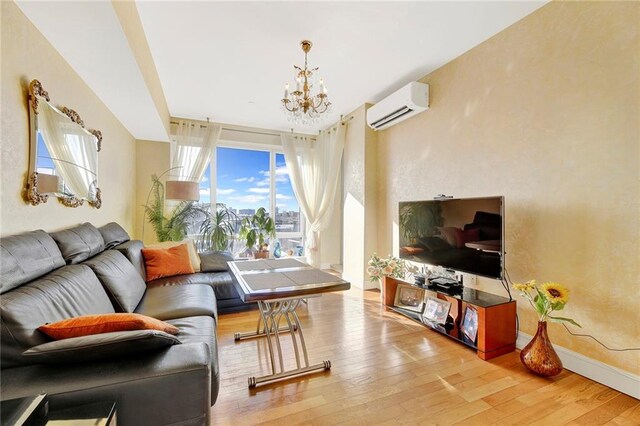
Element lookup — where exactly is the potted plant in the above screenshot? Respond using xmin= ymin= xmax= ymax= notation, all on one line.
xmin=197 ymin=203 xmax=239 ymax=252
xmin=144 ymin=174 xmax=203 ymax=242
xmin=238 ymin=207 xmax=276 ymax=259
xmin=512 ymin=280 xmax=580 ymax=376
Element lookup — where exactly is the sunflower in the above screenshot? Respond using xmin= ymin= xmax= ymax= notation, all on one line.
xmin=541 ymin=282 xmax=569 ymax=304
xmin=513 ymin=280 xmax=536 ymax=292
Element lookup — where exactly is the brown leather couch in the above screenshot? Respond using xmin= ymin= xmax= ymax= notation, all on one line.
xmin=0 ymin=222 xmax=241 ymax=425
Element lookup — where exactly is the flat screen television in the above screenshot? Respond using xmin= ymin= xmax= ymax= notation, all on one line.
xmin=398 ymin=196 xmax=504 ymax=280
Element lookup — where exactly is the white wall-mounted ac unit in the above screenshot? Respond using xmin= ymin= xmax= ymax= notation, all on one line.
xmin=366 ymin=82 xmax=429 ymax=131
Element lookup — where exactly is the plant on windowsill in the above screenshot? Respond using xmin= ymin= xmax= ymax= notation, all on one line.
xmin=512 ymin=280 xmax=581 ymax=377
xmin=144 ymin=174 xmax=203 ymax=242
xmin=238 ymin=207 xmax=276 ymax=259
xmin=197 ymin=203 xmax=239 ymax=252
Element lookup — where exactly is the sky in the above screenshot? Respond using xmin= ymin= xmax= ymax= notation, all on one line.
xmin=199 ymin=147 xmax=299 ymax=212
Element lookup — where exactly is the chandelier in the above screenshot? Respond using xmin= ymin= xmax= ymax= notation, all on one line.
xmin=281 ymin=40 xmax=331 ymax=125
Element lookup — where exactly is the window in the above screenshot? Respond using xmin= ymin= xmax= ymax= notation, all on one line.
xmin=190 ymin=146 xmax=304 ymax=257
xmin=275 ymin=153 xmax=303 ymax=256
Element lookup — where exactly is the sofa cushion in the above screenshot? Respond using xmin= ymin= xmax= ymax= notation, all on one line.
xmin=0 ymin=341 xmax=213 ymax=424
xmin=146 ymin=240 xmax=201 ymax=272
xmin=39 ymin=313 xmax=179 ymax=340
xmin=23 ymin=330 xmax=180 ymax=364
xmin=0 ymin=230 xmax=66 ymax=294
xmin=50 ymin=223 xmax=105 ymax=264
xmin=83 ymin=251 xmax=146 ymax=312
xmin=146 ymin=271 xmax=239 ymax=301
xmin=166 ymin=316 xmax=218 ymax=379
xmin=0 ymin=265 xmax=114 ymax=367
xmin=114 ymin=240 xmax=146 ymax=281
xmin=199 ymin=251 xmax=233 ymax=272
xmin=135 ymin=285 xmax=217 ymax=321
xmin=98 ymin=222 xmax=130 ymax=249
xmin=142 ymin=244 xmax=195 ymax=281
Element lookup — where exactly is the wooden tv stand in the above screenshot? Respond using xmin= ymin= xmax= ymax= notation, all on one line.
xmin=382 ymin=277 xmax=516 ymax=360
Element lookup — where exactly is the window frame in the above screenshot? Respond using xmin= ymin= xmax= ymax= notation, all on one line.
xmin=206 ymin=140 xmax=305 ymax=250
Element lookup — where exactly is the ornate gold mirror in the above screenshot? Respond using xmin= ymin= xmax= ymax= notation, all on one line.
xmin=27 ymin=79 xmax=102 ymax=208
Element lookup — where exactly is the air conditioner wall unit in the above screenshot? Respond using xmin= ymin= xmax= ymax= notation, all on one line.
xmin=366 ymin=82 xmax=429 ymax=131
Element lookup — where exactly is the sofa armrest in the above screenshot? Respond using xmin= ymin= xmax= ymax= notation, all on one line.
xmin=1 ymin=342 xmax=211 ymax=426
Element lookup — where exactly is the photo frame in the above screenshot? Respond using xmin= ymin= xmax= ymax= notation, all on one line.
xmin=393 ymin=284 xmax=425 ymax=313
xmin=422 ymin=296 xmax=451 ymax=325
xmin=460 ymin=306 xmax=479 ymax=342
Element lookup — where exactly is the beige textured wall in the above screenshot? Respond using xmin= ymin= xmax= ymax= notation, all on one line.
xmin=135 ymin=140 xmax=170 ymax=244
xmin=379 ymin=2 xmax=640 ymax=374
xmin=343 ymin=105 xmax=379 ymax=289
xmin=377 ymin=1 xmax=639 ymax=374
xmin=0 ymin=1 xmax=136 ymax=236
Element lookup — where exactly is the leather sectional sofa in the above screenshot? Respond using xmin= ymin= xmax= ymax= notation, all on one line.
xmin=0 ymin=222 xmax=244 ymax=425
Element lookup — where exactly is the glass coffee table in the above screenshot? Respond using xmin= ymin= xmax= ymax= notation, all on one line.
xmin=228 ymin=258 xmax=350 ymax=387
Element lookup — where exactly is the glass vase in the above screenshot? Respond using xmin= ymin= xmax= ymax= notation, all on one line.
xmin=520 ymin=321 xmax=563 ymax=377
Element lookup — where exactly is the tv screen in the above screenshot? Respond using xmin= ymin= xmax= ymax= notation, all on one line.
xmin=398 ymin=196 xmax=504 ymax=279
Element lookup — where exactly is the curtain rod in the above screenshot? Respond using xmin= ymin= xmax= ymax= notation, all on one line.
xmin=171 ymin=115 xmax=353 ymax=137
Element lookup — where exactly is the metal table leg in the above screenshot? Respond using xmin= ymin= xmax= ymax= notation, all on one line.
xmin=235 ymin=296 xmax=331 ymax=388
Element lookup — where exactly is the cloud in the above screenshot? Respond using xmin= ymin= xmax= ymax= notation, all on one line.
xmin=228 ymin=195 xmax=268 ymax=203
xmin=256 ymin=178 xmax=270 ymax=187
xmin=256 ymin=166 xmax=290 ymax=185
xmin=200 ymin=188 xmax=210 ymax=196
xmin=233 ymin=177 xmax=255 ymax=183
xmin=217 ymin=188 xmax=235 ymax=195
xmin=276 ymin=193 xmax=293 ymax=200
xmin=275 ymin=165 xmax=289 ymax=176
xmin=247 ymin=187 xmax=270 ymax=194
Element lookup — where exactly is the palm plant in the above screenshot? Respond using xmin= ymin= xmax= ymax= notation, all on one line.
xmin=198 ymin=203 xmax=239 ymax=252
xmin=144 ymin=174 xmax=203 ymax=242
xmin=239 ymin=207 xmax=276 ymax=254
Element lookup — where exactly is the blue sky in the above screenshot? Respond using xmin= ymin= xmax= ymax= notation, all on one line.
xmin=199 ymin=147 xmax=299 ymax=212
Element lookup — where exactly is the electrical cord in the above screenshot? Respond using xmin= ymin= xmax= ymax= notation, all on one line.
xmin=505 ymin=267 xmax=640 ymax=352
xmin=561 ymin=324 xmax=640 ymax=352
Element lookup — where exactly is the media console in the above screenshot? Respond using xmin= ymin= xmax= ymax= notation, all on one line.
xmin=382 ymin=277 xmax=516 ymax=360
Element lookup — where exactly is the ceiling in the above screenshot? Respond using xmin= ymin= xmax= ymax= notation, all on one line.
xmin=17 ymin=1 xmax=547 ymax=139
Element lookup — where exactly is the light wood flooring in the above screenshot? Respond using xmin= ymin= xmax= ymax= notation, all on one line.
xmin=211 ymin=288 xmax=640 ymax=425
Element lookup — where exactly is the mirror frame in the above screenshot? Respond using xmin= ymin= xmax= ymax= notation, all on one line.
xmin=26 ymin=79 xmax=103 ymax=208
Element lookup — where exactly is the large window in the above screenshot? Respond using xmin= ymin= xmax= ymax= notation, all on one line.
xmin=192 ymin=146 xmax=303 ymax=257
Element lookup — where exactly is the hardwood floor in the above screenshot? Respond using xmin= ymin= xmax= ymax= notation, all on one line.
xmin=211 ymin=288 xmax=640 ymax=425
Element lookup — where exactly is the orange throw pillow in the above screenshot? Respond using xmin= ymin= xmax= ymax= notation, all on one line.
xmin=141 ymin=243 xmax=195 ymax=281
xmin=39 ymin=313 xmax=179 ymax=340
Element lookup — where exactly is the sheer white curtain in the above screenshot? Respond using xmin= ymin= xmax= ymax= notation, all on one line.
xmin=39 ymin=103 xmax=97 ymax=198
xmin=171 ymin=119 xmax=221 ymax=182
xmin=281 ymin=124 xmax=346 ymax=267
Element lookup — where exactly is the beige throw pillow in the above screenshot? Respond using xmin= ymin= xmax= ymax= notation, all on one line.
xmin=145 ymin=239 xmax=201 ymax=272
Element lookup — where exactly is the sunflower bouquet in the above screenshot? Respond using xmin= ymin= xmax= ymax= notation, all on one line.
xmin=512 ymin=280 xmax=581 ymax=327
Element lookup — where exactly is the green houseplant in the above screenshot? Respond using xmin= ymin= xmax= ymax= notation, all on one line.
xmin=197 ymin=203 xmax=239 ymax=252
xmin=144 ymin=174 xmax=203 ymax=242
xmin=238 ymin=207 xmax=276 ymax=258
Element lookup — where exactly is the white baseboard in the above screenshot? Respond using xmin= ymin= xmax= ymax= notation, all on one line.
xmin=517 ymin=332 xmax=640 ymax=399
xmin=320 ymin=263 xmax=332 ymax=270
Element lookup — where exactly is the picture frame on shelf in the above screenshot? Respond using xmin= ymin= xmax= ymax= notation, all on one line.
xmin=460 ymin=306 xmax=479 ymax=342
xmin=393 ymin=284 xmax=425 ymax=313
xmin=422 ymin=296 xmax=451 ymax=325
